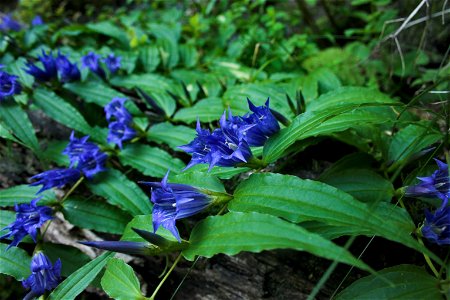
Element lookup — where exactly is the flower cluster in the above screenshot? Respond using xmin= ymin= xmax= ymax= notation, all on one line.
xmin=22 ymin=252 xmax=61 ymax=300
xmin=0 ymin=14 xmax=22 ymax=32
xmin=105 ymin=98 xmax=136 ymax=149
xmin=30 ymin=132 xmax=107 ymax=193
xmin=141 ymin=171 xmax=214 ymax=241
xmin=0 ymin=65 xmax=22 ymax=101
xmin=0 ymin=198 xmax=52 ymax=248
xmin=24 ymin=50 xmax=80 ymax=83
xmin=179 ymin=99 xmax=279 ymax=170
xmin=82 ymin=52 xmax=121 ymax=78
xmin=407 ymin=159 xmax=450 ymax=245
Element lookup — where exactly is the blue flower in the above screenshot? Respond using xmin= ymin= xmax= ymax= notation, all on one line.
xmin=0 ymin=198 xmax=52 ymax=248
xmin=30 ymin=168 xmax=82 ymax=194
xmin=141 ymin=171 xmax=213 ymax=241
xmin=0 ymin=67 xmax=21 ymax=101
xmin=107 ymin=121 xmax=137 ymax=149
xmin=0 ymin=15 xmax=21 ymax=32
xmin=31 ymin=16 xmax=44 ymax=26
xmin=241 ymin=98 xmax=280 ymax=146
xmin=104 ymin=97 xmax=132 ymax=123
xmin=422 ymin=206 xmax=450 ymax=245
xmin=406 ymin=159 xmax=449 ymax=204
xmin=81 ymin=52 xmax=105 ymax=78
xmin=76 ymin=148 xmax=108 ymax=178
xmin=79 ymin=241 xmax=149 ymax=255
xmin=103 ymin=54 xmax=121 ymax=74
xmin=56 ymin=53 xmax=80 ymax=83
xmin=179 ymin=115 xmax=253 ymax=171
xmin=24 ymin=50 xmax=58 ymax=82
xmin=62 ymin=131 xmax=99 ymax=167
xmin=22 ymin=252 xmax=61 ymax=300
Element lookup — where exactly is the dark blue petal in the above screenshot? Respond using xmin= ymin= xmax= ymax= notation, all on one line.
xmin=22 ymin=252 xmax=61 ymax=297
xmin=0 ymin=70 xmax=21 ymax=100
xmin=30 ymin=168 xmax=82 ymax=194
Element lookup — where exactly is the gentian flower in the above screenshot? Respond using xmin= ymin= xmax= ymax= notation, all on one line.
xmin=24 ymin=50 xmax=58 ymax=82
xmin=81 ymin=52 xmax=105 ymax=78
xmin=76 ymin=149 xmax=108 ymax=179
xmin=31 ymin=16 xmax=44 ymax=26
xmin=422 ymin=206 xmax=450 ymax=245
xmin=103 ymin=54 xmax=121 ymax=74
xmin=0 ymin=198 xmax=52 ymax=248
xmin=241 ymin=98 xmax=280 ymax=146
xmin=141 ymin=171 xmax=214 ymax=241
xmin=104 ymin=97 xmax=132 ymax=122
xmin=406 ymin=159 xmax=449 ymax=204
xmin=0 ymin=67 xmax=22 ymax=101
xmin=56 ymin=53 xmax=80 ymax=83
xmin=62 ymin=131 xmax=99 ymax=167
xmin=0 ymin=14 xmax=21 ymax=32
xmin=105 ymin=98 xmax=136 ymax=149
xmin=79 ymin=241 xmax=150 ymax=255
xmin=22 ymin=252 xmax=61 ymax=300
xmin=179 ymin=115 xmax=253 ymax=171
xmin=30 ymin=168 xmax=82 ymax=194
xmin=107 ymin=121 xmax=137 ymax=149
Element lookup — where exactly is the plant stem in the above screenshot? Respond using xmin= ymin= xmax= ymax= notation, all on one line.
xmin=60 ymin=176 xmax=84 ymax=204
xmin=418 ymin=236 xmax=440 ymax=278
xmin=150 ymin=253 xmax=183 ymax=300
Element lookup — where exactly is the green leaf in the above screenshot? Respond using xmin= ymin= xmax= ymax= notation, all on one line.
xmin=42 ymin=243 xmax=91 ymax=277
xmin=118 ymin=144 xmax=185 ymax=177
xmin=6 ymin=58 xmax=34 ymax=88
xmin=179 ymin=44 xmax=198 ymax=68
xmin=229 ymin=173 xmax=441 ymax=263
xmin=263 ymin=103 xmax=400 ymax=163
xmin=115 ymin=50 xmax=139 ymax=74
xmin=174 ymin=97 xmax=224 ymax=123
xmin=184 ymin=164 xmax=250 ymax=180
xmin=41 ymin=140 xmax=70 ymax=166
xmin=0 ymin=185 xmax=55 ymax=207
xmin=0 ymin=243 xmax=31 ymax=280
xmin=146 ymin=122 xmax=196 ymax=151
xmin=320 ymin=168 xmax=394 ymax=203
xmin=0 ymin=121 xmax=21 ymax=144
xmin=183 ymin=212 xmax=371 ymax=272
xmin=33 ymin=88 xmax=105 ymax=143
xmin=336 ymin=265 xmax=441 ymax=299
xmin=139 ymin=45 xmax=160 ymax=72
xmin=101 ymin=258 xmax=145 ymax=300
xmin=64 ymin=81 xmax=140 ymax=115
xmin=169 ymin=171 xmax=226 ymax=193
xmin=388 ymin=124 xmax=442 ymax=168
xmin=0 ymin=210 xmax=15 ymax=231
xmin=111 ymin=74 xmax=177 ymax=116
xmin=87 ymin=169 xmax=152 ymax=216
xmin=86 ymin=21 xmax=128 ymax=46
xmin=0 ymin=102 xmax=39 ymax=153
xmin=62 ymin=197 xmax=132 ymax=234
xmin=49 ymin=252 xmax=115 ymax=300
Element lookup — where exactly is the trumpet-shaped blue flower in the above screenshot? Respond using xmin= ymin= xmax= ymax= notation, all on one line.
xmin=31 ymin=16 xmax=44 ymax=26
xmin=103 ymin=54 xmax=121 ymax=74
xmin=104 ymin=97 xmax=132 ymax=123
xmin=0 ymin=67 xmax=21 ymax=101
xmin=241 ymin=98 xmax=280 ymax=146
xmin=179 ymin=114 xmax=253 ymax=171
xmin=107 ymin=121 xmax=136 ymax=149
xmin=24 ymin=50 xmax=58 ymax=82
xmin=422 ymin=206 xmax=450 ymax=245
xmin=62 ymin=131 xmax=99 ymax=167
xmin=30 ymin=168 xmax=82 ymax=194
xmin=81 ymin=52 xmax=105 ymax=78
xmin=22 ymin=252 xmax=61 ymax=300
xmin=0 ymin=198 xmax=52 ymax=248
xmin=141 ymin=171 xmax=213 ymax=241
xmin=0 ymin=15 xmax=21 ymax=32
xmin=76 ymin=148 xmax=108 ymax=178
xmin=56 ymin=53 xmax=80 ymax=83
xmin=406 ymin=159 xmax=449 ymax=204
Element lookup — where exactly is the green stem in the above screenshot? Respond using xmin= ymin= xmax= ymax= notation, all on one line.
xmin=150 ymin=253 xmax=183 ymax=300
xmin=60 ymin=176 xmax=84 ymax=204
xmin=418 ymin=236 xmax=440 ymax=278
